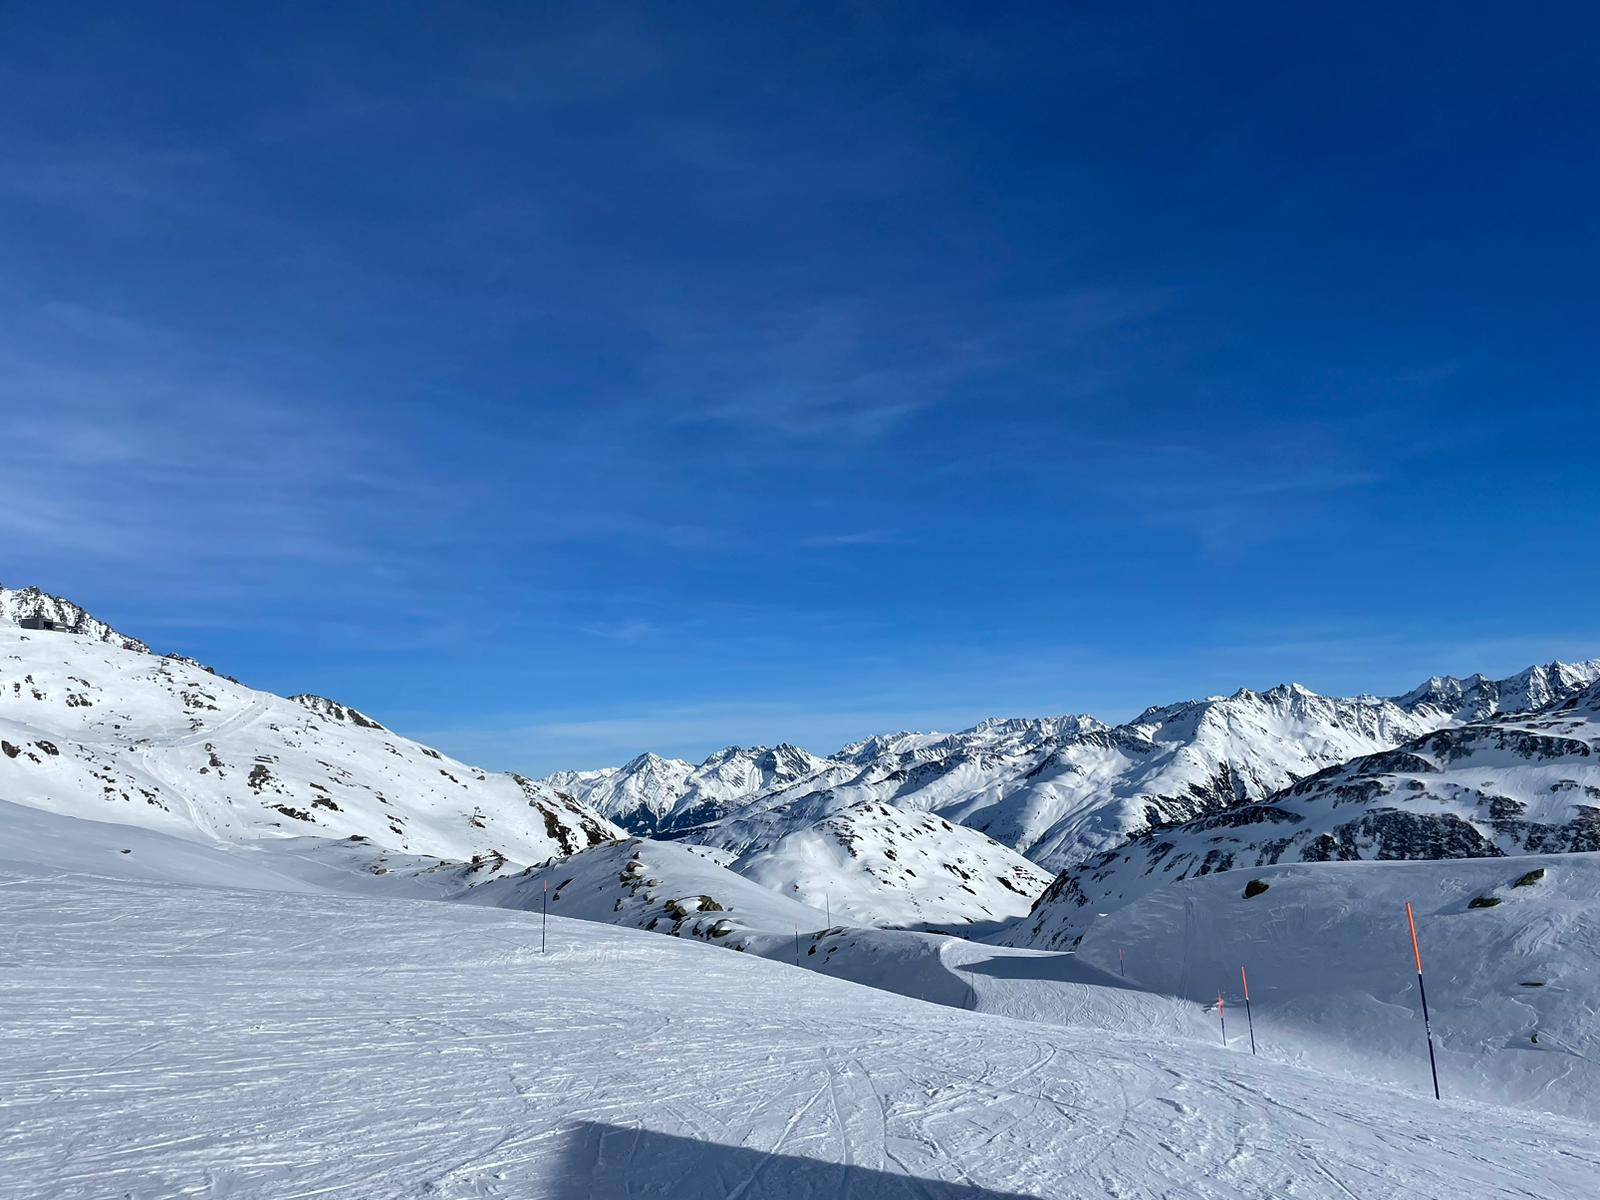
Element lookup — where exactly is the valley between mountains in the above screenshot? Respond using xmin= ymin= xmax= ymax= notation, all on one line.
xmin=4 ymin=582 xmax=1599 ymax=1197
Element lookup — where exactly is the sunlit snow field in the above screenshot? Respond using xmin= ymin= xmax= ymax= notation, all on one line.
xmin=3 ymin=855 xmax=1598 ymax=1199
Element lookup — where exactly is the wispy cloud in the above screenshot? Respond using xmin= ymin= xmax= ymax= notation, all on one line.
xmin=0 ymin=298 xmax=430 ymax=595
xmin=578 ymin=618 xmax=660 ymax=643
xmin=797 ymin=529 xmax=898 ymax=549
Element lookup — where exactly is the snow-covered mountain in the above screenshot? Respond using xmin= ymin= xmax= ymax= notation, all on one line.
xmin=1397 ymin=660 xmax=1600 ymax=722
xmin=1011 ymin=677 xmax=1600 ymax=950
xmin=545 ymin=663 xmax=1600 ymax=877
xmin=544 ymin=751 xmax=693 ymax=831
xmin=547 ymin=743 xmax=837 ymax=835
xmin=0 ymin=583 xmax=150 ymax=652
xmin=0 ymin=587 xmax=1043 ymax=928
xmin=0 ymin=592 xmax=620 ymax=865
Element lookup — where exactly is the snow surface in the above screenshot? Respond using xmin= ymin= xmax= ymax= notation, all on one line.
xmin=5 ymin=858 xmax=1598 ymax=1198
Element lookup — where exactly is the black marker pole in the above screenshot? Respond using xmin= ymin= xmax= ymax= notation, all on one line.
xmin=1240 ymin=966 xmax=1256 ymax=1055
xmin=1405 ymin=902 xmax=1441 ymax=1100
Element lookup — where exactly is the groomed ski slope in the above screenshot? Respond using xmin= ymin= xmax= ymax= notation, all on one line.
xmin=4 ymin=866 xmax=1598 ymax=1199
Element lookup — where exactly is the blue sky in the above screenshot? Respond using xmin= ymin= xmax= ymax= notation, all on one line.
xmin=4 ymin=3 xmax=1599 ymax=773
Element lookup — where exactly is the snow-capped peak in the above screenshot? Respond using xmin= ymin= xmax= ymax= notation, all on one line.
xmin=1394 ymin=660 xmax=1600 ymax=722
xmin=0 ymin=584 xmax=150 ymax=653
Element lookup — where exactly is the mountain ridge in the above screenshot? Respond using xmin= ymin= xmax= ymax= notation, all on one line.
xmin=543 ymin=660 xmax=1600 ymax=875
xmin=1009 ymin=675 xmax=1600 ymax=950
xmin=0 ymin=591 xmax=621 ymax=867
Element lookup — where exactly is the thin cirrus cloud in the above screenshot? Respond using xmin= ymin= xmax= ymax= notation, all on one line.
xmin=797 ymin=530 xmax=898 ymax=549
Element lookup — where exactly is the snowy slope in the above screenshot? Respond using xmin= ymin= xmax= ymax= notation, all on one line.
xmin=1016 ymin=679 xmax=1600 ymax=948
xmin=0 ymin=617 xmax=620 ymax=864
xmin=1062 ymin=854 xmax=1600 ymax=1123
xmin=460 ymin=831 xmax=1212 ymax=1034
xmin=4 ymin=861 xmax=1597 ymax=1198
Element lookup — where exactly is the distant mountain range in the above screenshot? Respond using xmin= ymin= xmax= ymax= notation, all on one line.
xmin=7 ymin=582 xmax=1599 ymax=938
xmin=1009 ymin=675 xmax=1600 ymax=949
xmin=544 ymin=661 xmax=1600 ymax=878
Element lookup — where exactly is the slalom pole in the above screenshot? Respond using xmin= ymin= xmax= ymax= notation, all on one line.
xmin=1405 ymin=902 xmax=1441 ymax=1100
xmin=1217 ymin=990 xmax=1227 ymax=1047
xmin=1118 ymin=947 xmax=1125 ymax=977
xmin=1240 ymin=966 xmax=1256 ymax=1055
xmin=542 ymin=878 xmax=548 ymax=954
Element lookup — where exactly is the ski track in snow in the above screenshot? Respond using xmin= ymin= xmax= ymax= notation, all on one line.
xmin=3 ymin=870 xmax=1597 ymax=1200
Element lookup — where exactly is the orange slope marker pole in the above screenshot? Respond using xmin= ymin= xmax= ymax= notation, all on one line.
xmin=1405 ymin=901 xmax=1441 ymax=1100
xmin=1240 ymin=966 xmax=1256 ymax=1055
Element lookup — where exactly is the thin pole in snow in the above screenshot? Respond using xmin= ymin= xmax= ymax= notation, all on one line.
xmin=1118 ymin=947 xmax=1125 ymax=977
xmin=794 ymin=928 xmax=802 ymax=967
xmin=1240 ymin=965 xmax=1256 ymax=1055
xmin=825 ymin=893 xmax=831 ymax=929
xmin=1405 ymin=901 xmax=1441 ymax=1100
xmin=541 ymin=878 xmax=548 ymax=954
xmin=1217 ymin=991 xmax=1226 ymax=1047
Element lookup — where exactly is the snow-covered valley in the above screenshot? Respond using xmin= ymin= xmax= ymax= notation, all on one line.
xmin=5 ymin=587 xmax=1600 ymax=1196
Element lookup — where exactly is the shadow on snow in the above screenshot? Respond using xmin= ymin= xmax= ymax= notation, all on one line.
xmin=562 ymin=1120 xmax=1041 ymax=1199
xmin=953 ymin=949 xmax=1149 ymax=993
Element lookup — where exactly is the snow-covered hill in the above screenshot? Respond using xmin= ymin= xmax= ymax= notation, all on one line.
xmin=1064 ymin=853 xmax=1600 ymax=1122
xmin=1012 ymin=679 xmax=1600 ymax=950
xmin=467 ymin=836 xmax=828 ymax=950
xmin=466 ymin=801 xmax=1050 ymax=946
xmin=0 ymin=601 xmax=620 ymax=865
xmin=707 ymin=799 xmax=1052 ymax=928
xmin=4 ymin=852 xmax=1597 ymax=1198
